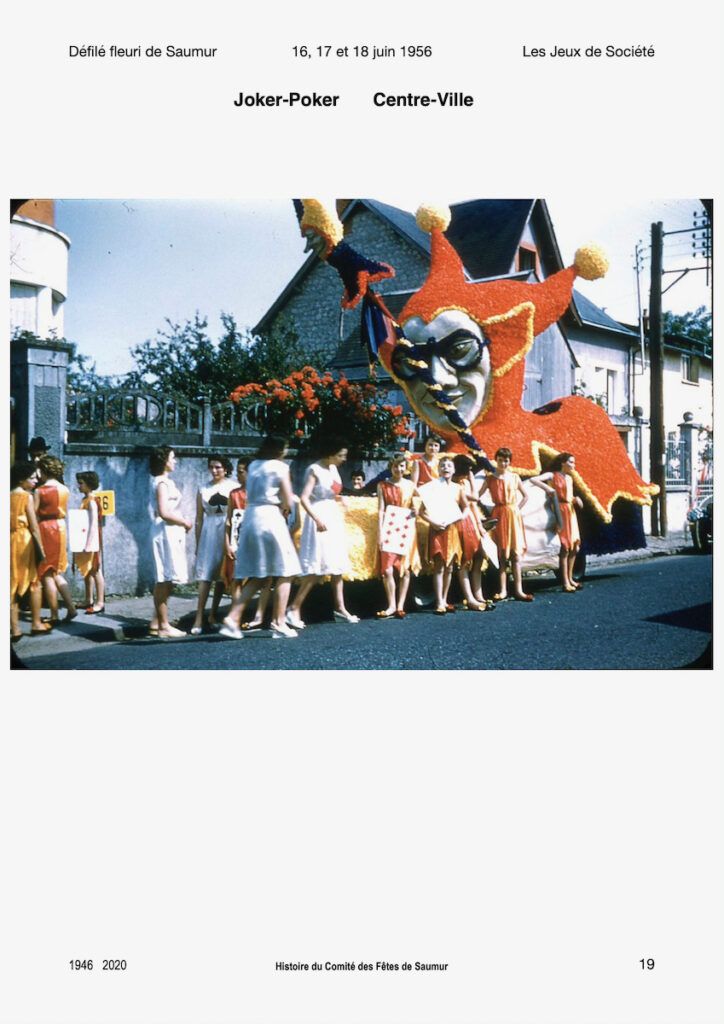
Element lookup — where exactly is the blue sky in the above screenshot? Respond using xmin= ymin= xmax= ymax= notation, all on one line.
xmin=55 ymin=198 xmax=711 ymax=377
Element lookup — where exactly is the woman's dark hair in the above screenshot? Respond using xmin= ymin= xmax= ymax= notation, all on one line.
xmin=207 ymin=454 xmax=233 ymax=475
xmin=37 ymin=455 xmax=65 ymax=483
xmin=11 ymin=460 xmax=37 ymax=489
xmin=76 ymin=470 xmax=100 ymax=491
xmin=453 ymin=454 xmax=474 ymax=477
xmin=150 ymin=446 xmax=174 ymax=476
xmin=495 ymin=447 xmax=513 ymax=460
xmin=315 ymin=435 xmax=348 ymax=459
xmin=256 ymin=434 xmax=289 ymax=460
xmin=550 ymin=452 xmax=574 ymax=472
xmin=236 ymin=457 xmax=250 ymax=470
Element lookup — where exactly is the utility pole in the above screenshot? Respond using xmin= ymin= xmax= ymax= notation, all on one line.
xmin=649 ymin=221 xmax=666 ymax=536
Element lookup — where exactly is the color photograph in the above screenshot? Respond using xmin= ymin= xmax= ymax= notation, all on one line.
xmin=10 ymin=197 xmax=713 ymax=670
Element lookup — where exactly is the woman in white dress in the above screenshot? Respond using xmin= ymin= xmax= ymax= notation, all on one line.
xmin=149 ymin=446 xmax=193 ymax=638
xmin=220 ymin=436 xmax=301 ymax=640
xmin=286 ymin=438 xmax=359 ymax=629
xmin=191 ymin=454 xmax=236 ymax=634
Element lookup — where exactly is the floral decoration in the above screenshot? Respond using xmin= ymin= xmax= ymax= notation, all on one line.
xmin=230 ymin=366 xmax=414 ymax=457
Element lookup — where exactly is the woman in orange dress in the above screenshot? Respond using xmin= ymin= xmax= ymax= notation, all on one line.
xmin=453 ymin=454 xmax=494 ymax=611
xmin=530 ymin=452 xmax=583 ymax=592
xmin=410 ymin=435 xmax=442 ymax=486
xmin=411 ymin=435 xmax=444 ymax=572
xmin=477 ymin=447 xmax=532 ymax=602
xmin=417 ymin=454 xmax=468 ymax=614
xmin=376 ymin=454 xmax=421 ymax=619
xmin=10 ymin=461 xmax=49 ymax=640
xmin=34 ymin=456 xmax=77 ymax=623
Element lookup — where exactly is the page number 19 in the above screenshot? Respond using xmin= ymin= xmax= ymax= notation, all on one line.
xmin=639 ymin=958 xmax=655 ymax=970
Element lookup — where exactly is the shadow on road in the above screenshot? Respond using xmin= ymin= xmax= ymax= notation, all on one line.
xmin=646 ymin=601 xmax=713 ymax=634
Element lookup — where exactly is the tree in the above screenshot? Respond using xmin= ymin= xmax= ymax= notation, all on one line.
xmin=662 ymin=306 xmax=712 ymax=347
xmin=124 ymin=312 xmax=327 ymax=404
xmin=11 ymin=328 xmax=121 ymax=393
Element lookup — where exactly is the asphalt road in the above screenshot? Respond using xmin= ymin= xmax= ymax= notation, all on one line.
xmin=15 ymin=553 xmax=712 ymax=672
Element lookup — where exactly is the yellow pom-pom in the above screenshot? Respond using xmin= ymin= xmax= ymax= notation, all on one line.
xmin=416 ymin=204 xmax=451 ymax=233
xmin=574 ymin=243 xmax=609 ymax=281
xmin=301 ymin=199 xmax=344 ymax=250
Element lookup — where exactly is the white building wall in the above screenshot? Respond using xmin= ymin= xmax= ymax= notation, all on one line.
xmin=10 ymin=217 xmax=70 ymax=338
xmin=631 ymin=351 xmax=713 ymax=433
xmin=570 ymin=334 xmax=630 ymax=417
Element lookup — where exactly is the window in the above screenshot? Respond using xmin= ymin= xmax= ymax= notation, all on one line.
xmin=606 ymin=369 xmax=617 ymax=413
xmin=592 ymin=365 xmax=617 ymax=412
xmin=681 ymin=353 xmax=700 ymax=384
xmin=517 ymin=246 xmax=537 ymax=273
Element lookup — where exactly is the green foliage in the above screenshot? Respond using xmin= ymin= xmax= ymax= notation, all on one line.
xmin=123 ymin=313 xmax=327 ymax=404
xmin=66 ymin=346 xmax=121 ymax=392
xmin=11 ymin=328 xmax=120 ymax=393
xmin=662 ymin=307 xmax=712 ymax=347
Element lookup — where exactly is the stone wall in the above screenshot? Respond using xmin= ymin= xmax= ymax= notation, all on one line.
xmin=61 ymin=447 xmax=383 ymax=598
xmin=263 ymin=205 xmax=430 ymax=358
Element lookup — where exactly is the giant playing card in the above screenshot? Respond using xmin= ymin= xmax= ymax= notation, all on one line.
xmin=380 ymin=504 xmax=416 ymax=556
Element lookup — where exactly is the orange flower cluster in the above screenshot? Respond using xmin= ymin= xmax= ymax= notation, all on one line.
xmin=229 ymin=365 xmax=414 ymax=455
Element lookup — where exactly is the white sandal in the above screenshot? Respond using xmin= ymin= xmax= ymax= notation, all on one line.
xmin=332 ymin=610 xmax=359 ymax=624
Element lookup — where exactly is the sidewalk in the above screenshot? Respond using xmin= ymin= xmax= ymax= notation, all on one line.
xmin=11 ymin=531 xmax=694 ymax=661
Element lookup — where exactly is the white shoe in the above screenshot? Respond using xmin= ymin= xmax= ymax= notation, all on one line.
xmin=219 ymin=623 xmax=244 ymax=640
xmin=332 ymin=610 xmax=360 ymax=623
xmin=270 ymin=622 xmax=298 ymax=639
xmin=285 ymin=611 xmax=305 ymax=630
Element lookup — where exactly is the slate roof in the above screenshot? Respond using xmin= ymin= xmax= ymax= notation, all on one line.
xmin=256 ymin=198 xmax=632 ymax=350
xmin=571 ymin=289 xmax=638 ymax=337
xmin=254 ymin=199 xmax=539 ymax=333
xmin=358 ymin=199 xmax=537 ymax=280
xmin=446 ymin=200 xmax=536 ymax=279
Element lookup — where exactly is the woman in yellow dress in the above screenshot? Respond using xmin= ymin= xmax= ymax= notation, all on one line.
xmin=10 ymin=461 xmax=49 ymax=640
xmin=34 ymin=455 xmax=77 ymax=624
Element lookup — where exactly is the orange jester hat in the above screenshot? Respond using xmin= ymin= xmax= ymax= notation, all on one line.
xmin=299 ymin=199 xmax=657 ymax=524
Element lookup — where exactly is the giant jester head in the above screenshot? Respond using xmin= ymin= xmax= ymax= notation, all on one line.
xmin=296 ymin=199 xmax=657 ymax=519
xmin=298 ymin=200 xmax=609 ymax=460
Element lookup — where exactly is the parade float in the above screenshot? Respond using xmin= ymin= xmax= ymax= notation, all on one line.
xmin=233 ymin=199 xmax=659 ymax=583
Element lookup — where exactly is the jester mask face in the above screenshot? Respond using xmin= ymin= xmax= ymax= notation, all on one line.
xmin=393 ymin=309 xmax=492 ymax=433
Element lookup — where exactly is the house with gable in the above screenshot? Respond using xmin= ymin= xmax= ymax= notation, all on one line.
xmin=255 ymin=198 xmax=643 ymax=462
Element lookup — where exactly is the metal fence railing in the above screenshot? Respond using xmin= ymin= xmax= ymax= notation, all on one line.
xmin=665 ymin=438 xmax=690 ymax=487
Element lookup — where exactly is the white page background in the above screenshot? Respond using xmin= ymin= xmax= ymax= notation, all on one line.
xmin=2 ymin=1 xmax=722 ymax=1021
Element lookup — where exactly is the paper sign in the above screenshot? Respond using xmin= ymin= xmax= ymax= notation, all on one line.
xmin=417 ymin=480 xmax=463 ymax=528
xmin=68 ymin=509 xmax=96 ymax=552
xmin=96 ymin=490 xmax=115 ymax=515
xmin=380 ymin=504 xmax=416 ymax=556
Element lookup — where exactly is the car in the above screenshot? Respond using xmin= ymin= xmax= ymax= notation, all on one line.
xmin=687 ymin=494 xmax=713 ymax=553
